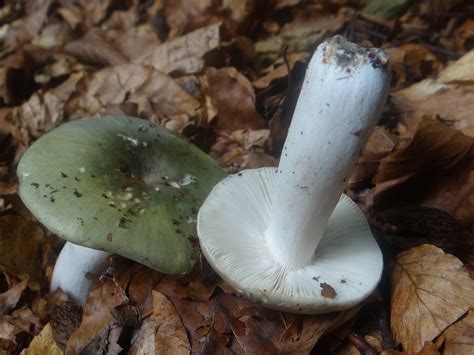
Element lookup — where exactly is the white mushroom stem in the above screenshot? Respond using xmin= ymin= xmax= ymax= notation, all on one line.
xmin=266 ymin=36 xmax=390 ymax=267
xmin=50 ymin=242 xmax=110 ymax=305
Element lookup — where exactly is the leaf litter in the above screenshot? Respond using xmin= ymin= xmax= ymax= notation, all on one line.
xmin=0 ymin=0 xmax=473 ymax=353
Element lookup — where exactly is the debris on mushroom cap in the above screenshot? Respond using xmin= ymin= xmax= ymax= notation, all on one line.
xmin=17 ymin=115 xmax=225 ymax=275
xmin=197 ymin=36 xmax=389 ymax=314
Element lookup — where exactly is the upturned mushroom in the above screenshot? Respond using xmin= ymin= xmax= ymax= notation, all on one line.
xmin=17 ymin=116 xmax=225 ymax=304
xmin=197 ymin=36 xmax=390 ymax=314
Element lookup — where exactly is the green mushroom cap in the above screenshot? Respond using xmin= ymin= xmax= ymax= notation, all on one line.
xmin=17 ymin=116 xmax=226 ymax=274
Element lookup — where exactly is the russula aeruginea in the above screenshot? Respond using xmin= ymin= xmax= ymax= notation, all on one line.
xmin=197 ymin=36 xmax=390 ymax=314
xmin=17 ymin=116 xmax=225 ymax=304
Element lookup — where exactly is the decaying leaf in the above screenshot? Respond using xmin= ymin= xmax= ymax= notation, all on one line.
xmin=20 ymin=323 xmax=63 ymax=355
xmin=0 ymin=216 xmax=45 ymax=289
xmin=437 ymin=310 xmax=474 ymax=355
xmin=65 ymin=277 xmax=128 ymax=354
xmin=130 ymin=23 xmax=222 ymax=75
xmin=391 ymin=244 xmax=474 ymax=353
xmin=130 ymin=291 xmax=191 ymax=355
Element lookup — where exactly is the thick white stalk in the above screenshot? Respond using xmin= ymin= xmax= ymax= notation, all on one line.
xmin=266 ymin=36 xmax=390 ymax=267
xmin=50 ymin=242 xmax=110 ymax=305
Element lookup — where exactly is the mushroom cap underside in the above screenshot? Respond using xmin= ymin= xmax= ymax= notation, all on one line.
xmin=197 ymin=168 xmax=383 ymax=314
xmin=18 ymin=115 xmax=226 ymax=274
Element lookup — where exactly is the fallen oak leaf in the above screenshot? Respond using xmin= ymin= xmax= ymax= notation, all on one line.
xmin=391 ymin=244 xmax=474 ymax=353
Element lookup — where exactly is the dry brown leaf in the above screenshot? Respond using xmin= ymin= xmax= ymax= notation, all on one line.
xmin=0 ymin=216 xmax=45 ymax=290
xmin=253 ymin=52 xmax=308 ymax=89
xmin=8 ymin=73 xmax=83 ymax=146
xmin=0 ymin=279 xmax=28 ymax=314
xmin=129 ymin=290 xmax=191 ymax=355
xmin=0 ymin=316 xmax=28 ymax=353
xmin=130 ymin=23 xmax=222 ymax=75
xmin=391 ymin=244 xmax=474 ymax=353
xmin=65 ymin=277 xmax=128 ymax=354
xmin=3 ymin=0 xmax=52 ymax=51
xmin=381 ymin=342 xmax=440 ymax=355
xmin=20 ymin=323 xmax=63 ymax=355
xmin=373 ymin=118 xmax=474 ymax=222
xmin=64 ymin=30 xmax=127 ymax=66
xmin=64 ymin=64 xmax=204 ymax=132
xmin=384 ymin=44 xmax=443 ymax=88
xmin=392 ymin=50 xmax=474 ymax=136
xmin=438 ymin=310 xmax=474 ymax=355
xmin=255 ymin=11 xmax=344 ymax=63
xmin=204 ymin=67 xmax=266 ymax=131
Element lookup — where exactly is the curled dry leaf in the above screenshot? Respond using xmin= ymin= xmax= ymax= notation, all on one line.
xmin=391 ymin=244 xmax=474 ymax=353
xmin=437 ymin=310 xmax=474 ymax=355
xmin=129 ymin=290 xmax=191 ymax=355
xmin=20 ymin=323 xmax=63 ymax=355
xmin=0 ymin=216 xmax=45 ymax=290
xmin=373 ymin=118 xmax=474 ymax=222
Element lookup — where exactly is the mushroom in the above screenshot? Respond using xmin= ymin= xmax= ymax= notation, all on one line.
xmin=197 ymin=36 xmax=390 ymax=314
xmin=17 ymin=116 xmax=225 ymax=304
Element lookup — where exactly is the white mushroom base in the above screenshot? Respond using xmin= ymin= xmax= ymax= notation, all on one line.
xmin=197 ymin=168 xmax=383 ymax=314
xmin=50 ymin=242 xmax=111 ymax=305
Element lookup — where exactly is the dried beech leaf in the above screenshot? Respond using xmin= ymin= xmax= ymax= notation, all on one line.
xmin=8 ymin=73 xmax=83 ymax=145
xmin=374 ymin=118 xmax=474 ymax=221
xmin=391 ymin=244 xmax=474 ymax=353
xmin=381 ymin=341 xmax=440 ymax=355
xmin=131 ymin=23 xmax=222 ymax=75
xmin=130 ymin=291 xmax=191 ymax=355
xmin=392 ymin=50 xmax=474 ymax=136
xmin=205 ymin=67 xmax=266 ymax=131
xmin=65 ymin=64 xmax=203 ymax=132
xmin=64 ymin=30 xmax=127 ymax=66
xmin=65 ymin=278 xmax=128 ymax=354
xmin=0 ymin=216 xmax=45 ymax=289
xmin=439 ymin=310 xmax=474 ymax=355
xmin=20 ymin=323 xmax=63 ymax=355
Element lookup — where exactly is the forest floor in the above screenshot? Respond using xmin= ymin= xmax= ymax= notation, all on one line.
xmin=0 ymin=0 xmax=473 ymax=354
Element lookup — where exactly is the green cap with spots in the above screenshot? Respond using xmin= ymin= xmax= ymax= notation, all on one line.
xmin=18 ymin=116 xmax=226 ymax=274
